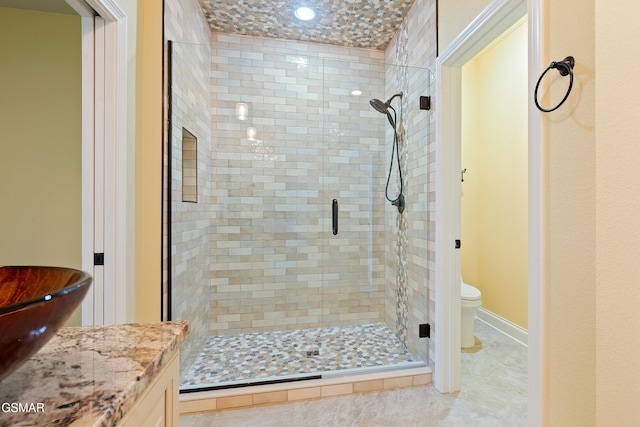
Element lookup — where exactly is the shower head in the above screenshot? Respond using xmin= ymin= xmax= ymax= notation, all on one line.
xmin=369 ymin=98 xmax=389 ymax=114
xmin=369 ymin=92 xmax=403 ymax=115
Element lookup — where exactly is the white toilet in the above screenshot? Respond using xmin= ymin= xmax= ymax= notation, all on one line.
xmin=461 ymin=280 xmax=482 ymax=348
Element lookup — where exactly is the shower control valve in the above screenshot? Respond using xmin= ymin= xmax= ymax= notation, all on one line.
xmin=392 ymin=193 xmax=405 ymax=214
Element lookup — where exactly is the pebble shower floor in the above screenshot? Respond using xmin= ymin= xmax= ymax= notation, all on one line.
xmin=180 ymin=323 xmax=419 ymax=389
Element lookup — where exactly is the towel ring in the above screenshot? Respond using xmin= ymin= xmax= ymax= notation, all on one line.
xmin=534 ymin=56 xmax=575 ymax=113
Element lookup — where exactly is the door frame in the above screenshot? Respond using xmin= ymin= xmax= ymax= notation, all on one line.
xmin=66 ymin=0 xmax=129 ymax=326
xmin=434 ymin=0 xmax=543 ymax=421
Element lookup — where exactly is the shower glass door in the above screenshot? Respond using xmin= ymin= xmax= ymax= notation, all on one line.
xmin=319 ymin=59 xmax=432 ymax=375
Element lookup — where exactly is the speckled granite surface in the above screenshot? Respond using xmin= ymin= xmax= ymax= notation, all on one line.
xmin=0 ymin=321 xmax=189 ymax=427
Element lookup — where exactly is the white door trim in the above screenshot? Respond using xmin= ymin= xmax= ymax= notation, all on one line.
xmin=69 ymin=0 xmax=97 ymax=325
xmin=93 ymin=0 xmax=128 ymax=325
xmin=70 ymin=0 xmax=128 ymax=326
xmin=527 ymin=0 xmax=546 ymax=423
xmin=434 ymin=0 xmax=531 ymax=395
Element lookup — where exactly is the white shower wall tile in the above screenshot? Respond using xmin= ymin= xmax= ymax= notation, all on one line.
xmin=164 ymin=0 xmax=214 ymax=382
xmin=209 ymin=32 xmax=389 ymax=336
xmin=384 ymin=0 xmax=437 ymax=367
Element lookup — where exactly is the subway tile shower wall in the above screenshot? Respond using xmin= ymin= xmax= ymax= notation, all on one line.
xmin=385 ymin=0 xmax=436 ymax=367
xmin=165 ymin=0 xmax=213 ymax=378
xmin=170 ymin=41 xmax=213 ymax=378
xmin=209 ymin=32 xmax=388 ymax=335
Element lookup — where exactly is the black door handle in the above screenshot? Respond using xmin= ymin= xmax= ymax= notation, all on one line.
xmin=332 ymin=199 xmax=338 ymax=235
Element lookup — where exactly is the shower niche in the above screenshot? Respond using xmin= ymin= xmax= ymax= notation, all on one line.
xmin=181 ymin=128 xmax=198 ymax=203
xmin=165 ymin=39 xmax=432 ymax=392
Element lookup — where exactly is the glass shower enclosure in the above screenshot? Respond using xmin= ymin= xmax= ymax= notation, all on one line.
xmin=166 ymin=40 xmax=432 ymax=392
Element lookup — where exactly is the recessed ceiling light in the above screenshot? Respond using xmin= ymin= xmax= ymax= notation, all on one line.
xmin=294 ymin=6 xmax=316 ymax=21
xmin=351 ymin=90 xmax=362 ymax=96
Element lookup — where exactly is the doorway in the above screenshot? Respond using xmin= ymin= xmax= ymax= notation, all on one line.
xmin=460 ymin=17 xmax=528 ymax=343
xmin=0 ymin=3 xmax=83 ymax=324
xmin=0 ymin=0 xmax=129 ymax=326
xmin=457 ymin=14 xmax=529 ymax=418
xmin=434 ymin=0 xmax=533 ymax=394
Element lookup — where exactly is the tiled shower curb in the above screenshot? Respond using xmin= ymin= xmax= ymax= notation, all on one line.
xmin=179 ymin=366 xmax=432 ymax=414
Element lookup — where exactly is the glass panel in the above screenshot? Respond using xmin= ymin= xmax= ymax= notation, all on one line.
xmin=321 ymin=60 xmax=432 ymax=373
xmin=209 ymin=52 xmax=325 ymax=336
xmin=168 ymin=41 xmax=212 ymax=386
xmin=168 ymin=39 xmax=432 ymax=392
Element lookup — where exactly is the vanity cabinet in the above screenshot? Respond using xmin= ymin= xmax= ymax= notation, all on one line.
xmin=120 ymin=352 xmax=180 ymax=427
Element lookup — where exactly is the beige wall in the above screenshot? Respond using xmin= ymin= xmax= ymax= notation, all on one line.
xmin=461 ymin=19 xmax=528 ymax=329
xmin=543 ymin=0 xmax=596 ymax=423
xmin=0 ymin=7 xmax=82 ymax=326
xmin=595 ymin=0 xmax=640 ymax=424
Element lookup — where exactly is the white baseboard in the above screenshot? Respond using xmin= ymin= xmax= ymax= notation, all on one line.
xmin=476 ymin=307 xmax=528 ymax=347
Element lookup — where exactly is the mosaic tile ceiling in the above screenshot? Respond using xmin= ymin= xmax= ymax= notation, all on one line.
xmin=198 ymin=0 xmax=417 ymax=50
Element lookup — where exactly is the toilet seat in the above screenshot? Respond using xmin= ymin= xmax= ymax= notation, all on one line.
xmin=461 ymin=283 xmax=481 ymax=301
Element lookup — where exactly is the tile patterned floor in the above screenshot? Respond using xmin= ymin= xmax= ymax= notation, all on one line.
xmin=181 ymin=319 xmax=528 ymax=426
xmin=181 ymin=323 xmax=418 ymax=389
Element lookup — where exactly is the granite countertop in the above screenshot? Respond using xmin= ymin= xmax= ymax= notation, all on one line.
xmin=0 ymin=321 xmax=189 ymax=427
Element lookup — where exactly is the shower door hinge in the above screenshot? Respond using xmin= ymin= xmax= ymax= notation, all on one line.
xmin=420 ymin=96 xmax=431 ymax=111
xmin=94 ymin=253 xmax=105 ymax=266
xmin=419 ymin=323 xmax=431 ymax=338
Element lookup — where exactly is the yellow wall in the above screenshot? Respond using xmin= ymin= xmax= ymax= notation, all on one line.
xmin=105 ymin=0 xmax=162 ymax=324
xmin=461 ymin=18 xmax=528 ymax=329
xmin=438 ymin=0 xmax=492 ymax=52
xmin=461 ymin=59 xmax=480 ymax=290
xmin=0 ymin=8 xmax=82 ymax=326
xmin=133 ymin=0 xmax=163 ymax=323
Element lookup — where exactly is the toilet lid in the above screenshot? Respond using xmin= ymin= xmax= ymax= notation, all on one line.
xmin=461 ymin=283 xmax=481 ymax=301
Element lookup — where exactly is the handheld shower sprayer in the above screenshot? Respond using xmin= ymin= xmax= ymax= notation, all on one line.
xmin=369 ymin=92 xmax=405 ymax=214
xmin=369 ymin=93 xmax=403 ymax=128
xmin=369 ymin=93 xmax=403 ymax=114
